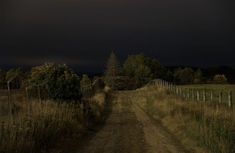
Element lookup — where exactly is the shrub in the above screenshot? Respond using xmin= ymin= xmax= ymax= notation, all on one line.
xmin=29 ymin=63 xmax=81 ymax=102
xmin=193 ymin=69 xmax=203 ymax=84
xmin=123 ymin=54 xmax=165 ymax=88
xmin=213 ymin=74 xmax=228 ymax=84
xmin=80 ymin=74 xmax=92 ymax=89
xmin=174 ymin=67 xmax=195 ymax=84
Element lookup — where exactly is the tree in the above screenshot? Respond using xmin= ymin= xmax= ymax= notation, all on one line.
xmin=134 ymin=64 xmax=152 ymax=87
xmin=104 ymin=52 xmax=121 ymax=89
xmin=80 ymin=74 xmax=92 ymax=89
xmin=174 ymin=67 xmax=195 ymax=84
xmin=29 ymin=63 xmax=81 ymax=102
xmin=213 ymin=74 xmax=228 ymax=84
xmin=123 ymin=54 xmax=150 ymax=88
xmin=193 ymin=69 xmax=203 ymax=84
xmin=123 ymin=54 xmax=166 ymax=88
xmin=144 ymin=57 xmax=166 ymax=79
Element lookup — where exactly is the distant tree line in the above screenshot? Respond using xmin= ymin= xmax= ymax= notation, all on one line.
xmin=104 ymin=52 xmax=229 ymax=89
xmin=0 ymin=52 xmax=231 ymax=93
xmin=104 ymin=52 xmax=172 ymax=89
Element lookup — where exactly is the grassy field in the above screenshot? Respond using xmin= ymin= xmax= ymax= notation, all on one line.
xmin=135 ymin=84 xmax=235 ymax=153
xmin=0 ymin=89 xmax=108 ymax=153
xmin=1 ymin=84 xmax=234 ymax=153
xmin=178 ymin=84 xmax=235 ymax=106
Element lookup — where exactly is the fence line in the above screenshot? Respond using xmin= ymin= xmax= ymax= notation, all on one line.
xmin=150 ymin=79 xmax=233 ymax=108
xmin=2 ymin=78 xmax=104 ymax=124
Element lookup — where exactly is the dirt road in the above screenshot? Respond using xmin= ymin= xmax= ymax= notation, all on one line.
xmin=78 ymin=91 xmax=187 ymax=153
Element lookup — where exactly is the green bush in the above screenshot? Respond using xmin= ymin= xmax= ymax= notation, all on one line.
xmin=29 ymin=63 xmax=81 ymax=102
xmin=80 ymin=74 xmax=92 ymax=89
xmin=123 ymin=54 xmax=166 ymax=88
xmin=174 ymin=67 xmax=195 ymax=84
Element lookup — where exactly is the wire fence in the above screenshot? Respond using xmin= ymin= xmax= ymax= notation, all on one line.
xmin=150 ymin=79 xmax=234 ymax=108
xmin=0 ymin=78 xmax=105 ymax=123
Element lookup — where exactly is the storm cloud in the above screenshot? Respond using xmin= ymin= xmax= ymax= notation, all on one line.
xmin=1 ymin=0 xmax=235 ymax=70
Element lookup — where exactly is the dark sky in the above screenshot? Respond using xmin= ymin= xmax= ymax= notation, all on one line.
xmin=1 ymin=0 xmax=235 ymax=72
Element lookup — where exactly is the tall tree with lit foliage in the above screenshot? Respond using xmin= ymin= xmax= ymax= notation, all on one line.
xmin=104 ymin=52 xmax=121 ymax=89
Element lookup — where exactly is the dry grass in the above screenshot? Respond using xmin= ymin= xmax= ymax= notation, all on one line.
xmin=0 ymin=100 xmax=83 ymax=153
xmin=0 ymin=90 xmax=108 ymax=153
xmin=134 ymin=85 xmax=235 ymax=153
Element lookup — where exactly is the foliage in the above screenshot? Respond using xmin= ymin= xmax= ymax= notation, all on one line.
xmin=92 ymin=77 xmax=105 ymax=92
xmin=145 ymin=57 xmax=168 ymax=79
xmin=174 ymin=67 xmax=195 ymax=84
xmin=213 ymin=74 xmax=228 ymax=84
xmin=123 ymin=54 xmax=166 ymax=88
xmin=80 ymin=74 xmax=92 ymax=89
xmin=29 ymin=63 xmax=81 ymax=101
xmin=104 ymin=52 xmax=122 ymax=89
xmin=193 ymin=69 xmax=203 ymax=84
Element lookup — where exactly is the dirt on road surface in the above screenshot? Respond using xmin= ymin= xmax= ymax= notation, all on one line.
xmin=77 ymin=91 xmax=188 ymax=153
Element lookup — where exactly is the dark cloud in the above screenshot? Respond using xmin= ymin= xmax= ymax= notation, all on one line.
xmin=1 ymin=0 xmax=235 ymax=70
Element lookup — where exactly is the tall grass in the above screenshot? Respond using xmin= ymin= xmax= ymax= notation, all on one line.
xmin=179 ymin=84 xmax=235 ymax=105
xmin=136 ymin=85 xmax=235 ymax=153
xmin=0 ymin=89 xmax=108 ymax=153
xmin=0 ymin=100 xmax=83 ymax=153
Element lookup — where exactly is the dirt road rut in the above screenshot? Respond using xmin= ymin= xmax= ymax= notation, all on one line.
xmin=78 ymin=91 xmax=186 ymax=153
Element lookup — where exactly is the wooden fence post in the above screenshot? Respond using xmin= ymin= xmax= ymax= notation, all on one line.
xmin=192 ymin=89 xmax=195 ymax=101
xmin=174 ymin=85 xmax=177 ymax=94
xmin=7 ymin=81 xmax=11 ymax=108
xmin=203 ymin=89 xmax=206 ymax=102
xmin=228 ymin=91 xmax=232 ymax=108
xmin=7 ymin=81 xmax=14 ymax=123
xmin=181 ymin=89 xmax=184 ymax=98
xmin=219 ymin=92 xmax=223 ymax=104
xmin=187 ymin=89 xmax=190 ymax=100
xmin=182 ymin=89 xmax=185 ymax=99
xmin=197 ymin=90 xmax=200 ymax=101
xmin=210 ymin=90 xmax=213 ymax=102
xmin=25 ymin=87 xmax=29 ymax=102
xmin=7 ymin=81 xmax=12 ymax=120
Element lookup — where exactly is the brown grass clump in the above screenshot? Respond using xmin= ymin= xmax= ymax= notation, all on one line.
xmin=0 ymin=89 xmax=109 ymax=153
xmin=0 ymin=100 xmax=83 ymax=153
